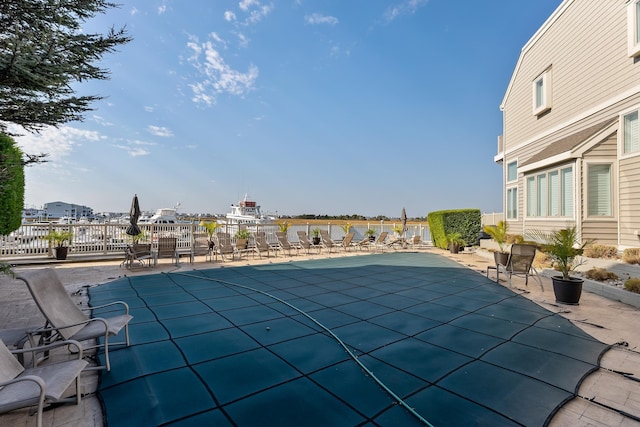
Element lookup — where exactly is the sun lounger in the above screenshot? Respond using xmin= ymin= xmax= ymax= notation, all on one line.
xmin=319 ymin=229 xmax=338 ymax=253
xmin=214 ymin=232 xmax=237 ymax=261
xmin=156 ymin=237 xmax=178 ymax=265
xmin=276 ymin=231 xmax=300 ymax=256
xmin=296 ymin=231 xmax=320 ymax=254
xmin=16 ymin=268 xmax=132 ymax=371
xmin=254 ymin=232 xmax=278 ymax=258
xmin=0 ymin=338 xmax=88 ymax=427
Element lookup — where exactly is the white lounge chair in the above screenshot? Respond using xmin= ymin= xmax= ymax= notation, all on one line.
xmin=0 ymin=338 xmax=87 ymax=427
xmin=17 ymin=268 xmax=132 ymax=371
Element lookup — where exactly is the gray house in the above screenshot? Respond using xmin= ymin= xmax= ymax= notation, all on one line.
xmin=497 ymin=0 xmax=640 ymax=249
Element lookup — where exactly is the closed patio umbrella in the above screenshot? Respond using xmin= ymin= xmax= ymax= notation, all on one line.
xmin=401 ymin=207 xmax=408 ymax=236
xmin=125 ymin=194 xmax=142 ymax=236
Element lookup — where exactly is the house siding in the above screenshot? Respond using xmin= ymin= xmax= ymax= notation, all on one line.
xmin=500 ymin=0 xmax=640 ymax=250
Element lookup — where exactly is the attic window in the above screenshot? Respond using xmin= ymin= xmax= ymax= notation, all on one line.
xmin=532 ymin=68 xmax=552 ymax=116
xmin=628 ymin=0 xmax=640 ymax=57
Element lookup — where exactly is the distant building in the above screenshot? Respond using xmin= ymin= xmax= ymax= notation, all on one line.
xmin=43 ymin=201 xmax=94 ymax=221
xmin=497 ymin=0 xmax=640 ymax=249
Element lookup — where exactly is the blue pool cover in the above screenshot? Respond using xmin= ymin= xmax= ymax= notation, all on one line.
xmin=90 ymin=253 xmax=609 ymax=426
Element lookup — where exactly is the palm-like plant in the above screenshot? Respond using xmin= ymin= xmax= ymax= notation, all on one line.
xmin=483 ymin=221 xmax=508 ymax=253
xmin=529 ymin=226 xmax=590 ymax=280
xmin=199 ymin=221 xmax=221 ymax=242
xmin=340 ymin=223 xmax=352 ymax=235
xmin=278 ymin=221 xmax=290 ymax=233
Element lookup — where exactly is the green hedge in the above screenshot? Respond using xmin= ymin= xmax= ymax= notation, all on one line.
xmin=0 ymin=134 xmax=24 ymax=235
xmin=427 ymin=209 xmax=481 ymax=249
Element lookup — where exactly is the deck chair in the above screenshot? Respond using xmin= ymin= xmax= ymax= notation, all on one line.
xmin=275 ymin=231 xmax=299 ymax=256
xmin=156 ymin=237 xmax=178 ymax=265
xmin=16 ymin=268 xmax=132 ymax=372
xmin=122 ymin=243 xmax=153 ymax=269
xmin=254 ymin=232 xmax=277 ymax=258
xmin=319 ymin=229 xmax=337 ymax=253
xmin=189 ymin=233 xmax=212 ymax=263
xmin=215 ymin=232 xmax=237 ymax=261
xmin=296 ymin=231 xmax=320 ymax=254
xmin=0 ymin=338 xmax=88 ymax=427
xmin=338 ymin=232 xmax=355 ymax=252
xmin=486 ymin=243 xmax=543 ymax=290
xmin=372 ymin=231 xmax=389 ymax=252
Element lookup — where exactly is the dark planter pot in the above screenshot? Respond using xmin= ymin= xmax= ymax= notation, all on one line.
xmin=312 ymin=237 xmax=321 ymax=245
xmin=449 ymin=243 xmax=460 ymax=254
xmin=552 ymin=276 xmax=583 ymax=305
xmin=494 ymin=251 xmax=509 ymax=267
xmin=54 ymin=246 xmax=68 ymax=260
xmin=369 ymin=236 xmax=376 ymax=242
xmin=208 ymin=241 xmax=215 ymax=250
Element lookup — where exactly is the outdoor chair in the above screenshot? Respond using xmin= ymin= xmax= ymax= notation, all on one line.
xmin=386 ymin=235 xmax=408 ymax=250
xmin=189 ymin=233 xmax=212 ymax=263
xmin=214 ymin=232 xmax=237 ymax=261
xmin=275 ymin=231 xmax=300 ymax=256
xmin=486 ymin=243 xmax=543 ymax=290
xmin=16 ymin=268 xmax=132 ymax=372
xmin=296 ymin=231 xmax=320 ymax=254
xmin=122 ymin=243 xmax=153 ymax=269
xmin=339 ymin=232 xmax=355 ymax=252
xmin=254 ymin=232 xmax=277 ymax=258
xmin=319 ymin=229 xmax=338 ymax=253
xmin=0 ymin=338 xmax=88 ymax=427
xmin=372 ymin=231 xmax=389 ymax=252
xmin=156 ymin=237 xmax=178 ymax=265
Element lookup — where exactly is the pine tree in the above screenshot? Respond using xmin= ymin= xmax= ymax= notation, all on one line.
xmin=0 ymin=0 xmax=131 ymax=133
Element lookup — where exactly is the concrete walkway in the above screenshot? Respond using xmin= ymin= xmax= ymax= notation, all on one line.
xmin=2 ymin=247 xmax=640 ymax=426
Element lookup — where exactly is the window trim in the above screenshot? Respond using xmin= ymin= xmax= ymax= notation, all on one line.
xmin=506 ymin=186 xmax=518 ymax=220
xmin=532 ymin=67 xmax=552 ymax=116
xmin=506 ymin=160 xmax=518 ymax=183
xmin=524 ymin=165 xmax=573 ymax=219
xmin=585 ymin=161 xmax=614 ymax=219
xmin=620 ymin=107 xmax=640 ymax=158
xmin=628 ymin=0 xmax=640 ymax=57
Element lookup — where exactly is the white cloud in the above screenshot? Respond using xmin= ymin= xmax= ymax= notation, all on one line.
xmin=239 ymin=0 xmax=259 ymax=12
xmin=144 ymin=106 xmax=154 ymax=112
xmin=114 ymin=139 xmax=155 ymax=157
xmin=187 ymin=35 xmax=259 ymax=106
xmin=130 ymin=7 xmax=139 ymax=16
xmin=384 ymin=0 xmax=428 ymax=22
xmin=305 ymin=13 xmax=338 ymax=26
xmin=147 ymin=125 xmax=174 ymax=137
xmin=237 ymin=32 xmax=249 ymax=48
xmin=92 ymin=115 xmax=113 ymax=126
xmin=12 ymin=125 xmax=101 ymax=161
xmin=224 ymin=10 xmax=236 ymax=22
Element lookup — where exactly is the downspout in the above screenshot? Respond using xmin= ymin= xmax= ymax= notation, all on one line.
xmin=575 ymin=158 xmax=583 ymax=242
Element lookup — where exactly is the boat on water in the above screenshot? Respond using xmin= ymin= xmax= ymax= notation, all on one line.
xmin=221 ymin=195 xmax=276 ymax=226
xmin=140 ymin=207 xmax=184 ymax=224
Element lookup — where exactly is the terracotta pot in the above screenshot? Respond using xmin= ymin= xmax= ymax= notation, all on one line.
xmin=552 ymin=276 xmax=583 ymax=305
xmin=449 ymin=243 xmax=460 ymax=254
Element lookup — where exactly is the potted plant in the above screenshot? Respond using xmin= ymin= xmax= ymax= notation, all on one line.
xmin=483 ymin=221 xmax=509 ymax=267
xmin=200 ymin=221 xmax=221 ymax=249
xmin=365 ymin=228 xmax=376 ymax=242
xmin=446 ymin=232 xmax=465 ymax=254
xmin=311 ymin=228 xmax=321 ymax=245
xmin=278 ymin=221 xmax=290 ymax=233
xmin=340 ymin=223 xmax=352 ymax=237
xmin=45 ymin=230 xmax=73 ymax=260
xmin=530 ymin=226 xmax=590 ymax=304
xmin=235 ymin=228 xmax=251 ymax=249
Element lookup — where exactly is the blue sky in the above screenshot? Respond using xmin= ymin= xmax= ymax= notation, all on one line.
xmin=14 ymin=0 xmax=562 ymax=218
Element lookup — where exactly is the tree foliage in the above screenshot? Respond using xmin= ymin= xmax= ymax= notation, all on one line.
xmin=0 ymin=134 xmax=25 ymax=235
xmin=0 ymin=0 xmax=131 ymax=133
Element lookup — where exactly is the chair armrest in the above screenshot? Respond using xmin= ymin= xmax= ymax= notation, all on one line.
xmin=0 ymin=374 xmax=46 ymax=393
xmin=12 ymin=339 xmax=84 ymax=363
xmin=84 ymin=300 xmax=130 ymax=315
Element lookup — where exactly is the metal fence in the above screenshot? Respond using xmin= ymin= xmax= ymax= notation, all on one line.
xmin=1 ymin=221 xmax=431 ymax=260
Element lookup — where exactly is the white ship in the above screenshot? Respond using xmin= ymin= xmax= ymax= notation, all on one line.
xmin=223 ymin=195 xmax=276 ymax=226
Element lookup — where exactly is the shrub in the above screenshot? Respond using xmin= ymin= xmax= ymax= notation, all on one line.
xmin=505 ymin=234 xmax=524 ymax=244
xmin=584 ymin=244 xmax=618 ymax=259
xmin=624 ymin=277 xmax=640 ymax=293
xmin=584 ymin=267 xmax=618 ymax=281
xmin=533 ymin=251 xmax=552 ymax=270
xmin=623 ymin=248 xmax=640 ymax=265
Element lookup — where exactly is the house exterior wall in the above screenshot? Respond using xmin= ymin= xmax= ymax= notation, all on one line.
xmin=499 ymin=0 xmax=640 ymax=249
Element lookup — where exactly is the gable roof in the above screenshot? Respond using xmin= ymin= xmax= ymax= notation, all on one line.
xmin=519 ymin=117 xmax=618 ymax=172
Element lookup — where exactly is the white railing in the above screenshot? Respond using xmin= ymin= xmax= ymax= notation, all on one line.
xmin=1 ymin=221 xmax=431 ymax=260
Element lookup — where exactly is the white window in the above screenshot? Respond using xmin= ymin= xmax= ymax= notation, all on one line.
xmin=525 ymin=166 xmax=573 ymax=217
xmin=532 ymin=68 xmax=552 ymax=116
xmin=587 ymin=164 xmax=612 ymax=217
xmin=628 ymin=0 xmax=640 ymax=57
xmin=506 ymin=187 xmax=518 ymax=219
xmin=507 ymin=161 xmax=518 ymax=182
xmin=623 ymin=110 xmax=640 ymax=155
